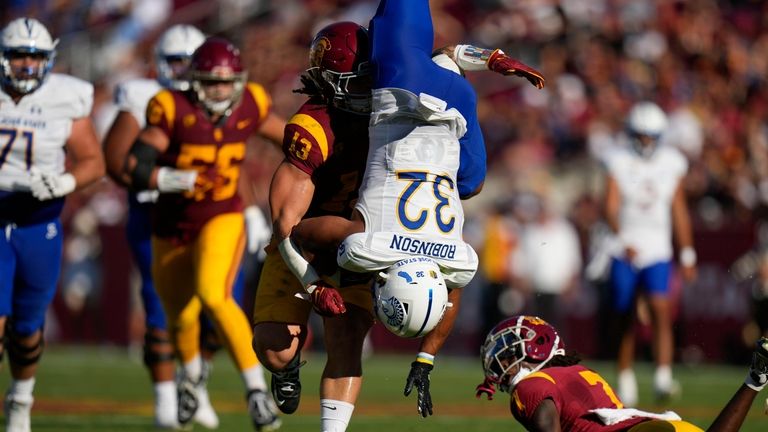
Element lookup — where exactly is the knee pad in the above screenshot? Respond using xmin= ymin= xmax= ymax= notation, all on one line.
xmin=143 ymin=328 xmax=174 ymax=367
xmin=6 ymin=324 xmax=43 ymax=367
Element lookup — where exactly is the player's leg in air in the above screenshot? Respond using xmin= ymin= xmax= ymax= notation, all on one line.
xmin=195 ymin=265 xmax=249 ymax=429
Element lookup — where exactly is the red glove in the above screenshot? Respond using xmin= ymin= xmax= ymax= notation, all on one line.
xmin=487 ymin=49 xmax=545 ymax=89
xmin=309 ymin=283 xmax=347 ymax=317
xmin=475 ymin=377 xmax=497 ymax=400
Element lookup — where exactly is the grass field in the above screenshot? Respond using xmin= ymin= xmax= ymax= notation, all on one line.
xmin=2 ymin=346 xmax=768 ymax=431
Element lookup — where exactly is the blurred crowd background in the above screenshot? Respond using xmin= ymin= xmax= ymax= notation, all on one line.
xmin=7 ymin=0 xmax=768 ymax=365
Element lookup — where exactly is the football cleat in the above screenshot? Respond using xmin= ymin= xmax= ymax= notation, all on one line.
xmin=4 ymin=393 xmax=32 ymax=432
xmin=246 ymin=389 xmax=281 ymax=431
xmin=193 ymin=361 xmax=219 ymax=429
xmin=270 ymin=355 xmax=306 ymax=414
xmin=177 ymin=375 xmax=200 ymax=427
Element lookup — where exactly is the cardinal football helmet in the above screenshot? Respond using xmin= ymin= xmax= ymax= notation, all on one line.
xmin=373 ymin=257 xmax=449 ymax=338
xmin=155 ymin=24 xmax=205 ymax=91
xmin=480 ymin=315 xmax=565 ymax=392
xmin=188 ymin=37 xmax=246 ymax=115
xmin=307 ymin=21 xmax=371 ymax=114
xmin=626 ymin=101 xmax=667 ymax=158
xmin=0 ymin=18 xmax=58 ymax=94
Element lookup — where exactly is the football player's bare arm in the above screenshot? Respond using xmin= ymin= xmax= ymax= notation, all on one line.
xmin=122 ymin=126 xmax=170 ymax=190
xmin=103 ymin=111 xmax=140 ymax=186
xmin=255 ymin=112 xmax=287 ymax=149
xmin=671 ymin=180 xmax=697 ymax=281
xmin=66 ymin=116 xmax=106 ymax=188
xmin=706 ymin=384 xmax=757 ymax=432
xmin=604 ymin=175 xmax=621 ymax=235
xmin=417 ymin=288 xmax=462 ymax=356
xmin=528 ymin=399 xmax=561 ymax=432
xmin=269 ymin=161 xmax=315 ymax=240
xmin=291 ymin=216 xmax=363 ymax=253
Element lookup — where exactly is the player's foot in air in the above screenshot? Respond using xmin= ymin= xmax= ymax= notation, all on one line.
xmin=270 ymin=355 xmax=305 ymax=414
xmin=246 ymin=389 xmax=281 ymax=431
xmin=4 ymin=393 xmax=33 ymax=432
xmin=194 ymin=361 xmax=220 ymax=429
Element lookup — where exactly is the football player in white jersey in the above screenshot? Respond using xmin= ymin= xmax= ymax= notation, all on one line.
xmin=103 ymin=24 xmax=228 ymax=429
xmin=277 ymin=0 xmax=544 ymax=419
xmin=602 ymin=101 xmax=697 ymax=407
xmin=0 ymin=17 xmax=104 ymax=432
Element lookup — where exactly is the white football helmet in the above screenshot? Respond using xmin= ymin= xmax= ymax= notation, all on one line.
xmin=0 ymin=18 xmax=58 ymax=94
xmin=626 ymin=101 xmax=668 ymax=158
xmin=373 ymin=257 xmax=449 ymax=338
xmin=155 ymin=24 xmax=205 ymax=91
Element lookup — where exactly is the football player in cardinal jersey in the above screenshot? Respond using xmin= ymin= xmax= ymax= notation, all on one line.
xmin=476 ymin=315 xmax=768 ymax=432
xmin=0 ymin=17 xmax=105 ymax=432
xmin=119 ymin=36 xmax=285 ymax=431
xmin=103 ymin=24 xmax=230 ymax=429
xmin=602 ymin=102 xmax=696 ymax=406
xmin=251 ymin=21 xmax=373 ymax=432
xmin=280 ymin=0 xmax=545 ymax=419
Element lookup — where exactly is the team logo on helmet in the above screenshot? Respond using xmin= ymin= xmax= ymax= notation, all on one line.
xmin=380 ymin=296 xmax=406 ymax=329
xmin=310 ymin=37 xmax=331 ymax=70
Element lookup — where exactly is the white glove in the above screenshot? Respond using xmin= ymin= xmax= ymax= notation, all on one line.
xmin=29 ymin=168 xmax=76 ymax=200
xmin=156 ymin=167 xmax=197 ymax=193
xmin=244 ymin=205 xmax=271 ymax=256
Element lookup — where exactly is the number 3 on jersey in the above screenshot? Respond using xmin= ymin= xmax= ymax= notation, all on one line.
xmin=397 ymin=171 xmax=455 ymax=233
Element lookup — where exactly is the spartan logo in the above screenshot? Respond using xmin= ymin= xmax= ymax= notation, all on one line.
xmin=310 ymin=37 xmax=331 ymax=67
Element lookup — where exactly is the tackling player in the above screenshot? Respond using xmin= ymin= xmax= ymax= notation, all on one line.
xmin=118 ymin=36 xmax=285 ymax=431
xmin=251 ymin=21 xmax=374 ymax=432
xmin=0 ymin=18 xmax=105 ymax=432
xmin=282 ymin=0 xmax=545 ymax=418
xmin=476 ymin=315 xmax=768 ymax=432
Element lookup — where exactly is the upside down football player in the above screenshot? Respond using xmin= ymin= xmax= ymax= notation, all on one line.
xmin=118 ymin=36 xmax=285 ymax=431
xmin=477 ymin=315 xmax=768 ymax=432
xmin=278 ymin=0 xmax=545 ymax=420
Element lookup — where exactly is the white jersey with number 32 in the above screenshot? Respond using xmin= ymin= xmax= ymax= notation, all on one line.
xmin=340 ymin=89 xmax=478 ymax=288
xmin=0 ymin=73 xmax=93 ymax=191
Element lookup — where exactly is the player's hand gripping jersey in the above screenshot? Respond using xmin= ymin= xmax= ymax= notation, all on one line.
xmin=0 ymin=73 xmax=93 ymax=224
xmin=146 ymin=83 xmax=272 ymax=242
xmin=338 ymin=0 xmax=482 ymax=288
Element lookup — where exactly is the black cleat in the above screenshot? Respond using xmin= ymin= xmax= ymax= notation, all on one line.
xmin=270 ymin=355 xmax=306 ymax=414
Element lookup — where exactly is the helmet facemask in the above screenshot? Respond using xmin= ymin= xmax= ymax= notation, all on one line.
xmin=308 ymin=61 xmax=371 ymax=114
xmin=155 ymin=25 xmax=205 ymax=91
xmin=1 ymin=47 xmax=55 ymax=94
xmin=191 ymin=73 xmax=246 ymax=116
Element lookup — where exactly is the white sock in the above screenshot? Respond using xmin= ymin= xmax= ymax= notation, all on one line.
xmin=242 ymin=364 xmax=267 ymax=391
xmin=320 ymin=399 xmax=354 ymax=432
xmin=654 ymin=365 xmax=673 ymax=390
xmin=154 ymin=381 xmax=176 ymax=406
xmin=8 ymin=377 xmax=35 ymax=402
xmin=617 ymin=368 xmax=638 ymax=406
xmin=184 ymin=354 xmax=202 ymax=382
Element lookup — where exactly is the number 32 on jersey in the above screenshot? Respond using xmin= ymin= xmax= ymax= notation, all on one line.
xmin=396 ymin=171 xmax=456 ymax=234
